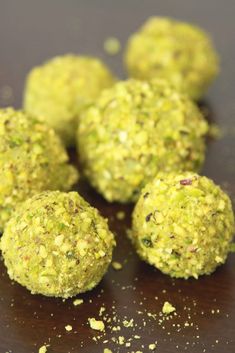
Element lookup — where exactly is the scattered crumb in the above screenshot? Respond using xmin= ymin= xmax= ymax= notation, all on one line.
xmin=65 ymin=325 xmax=73 ymax=332
xmin=38 ymin=346 xmax=47 ymax=353
xmin=208 ymin=123 xmax=221 ymax=139
xmin=103 ymin=37 xmax=121 ymax=55
xmin=112 ymin=261 xmax=123 ymax=270
xmin=104 ymin=349 xmax=113 ymax=353
xmin=118 ymin=336 xmax=125 ymax=345
xmin=116 ymin=211 xmax=125 ymax=220
xmin=123 ymin=318 xmax=134 ymax=328
xmin=99 ymin=306 xmax=106 ymax=316
xmin=88 ymin=318 xmax=105 ymax=332
xmin=149 ymin=343 xmax=157 ymax=350
xmin=230 ymin=243 xmax=235 ymax=253
xmin=162 ymin=301 xmax=176 ymax=315
xmin=73 ymin=298 xmax=84 ymax=306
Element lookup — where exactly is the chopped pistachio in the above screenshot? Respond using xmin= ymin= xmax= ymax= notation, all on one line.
xmin=88 ymin=318 xmax=105 ymax=332
xmin=116 ymin=211 xmax=125 ymax=220
xmin=73 ymin=299 xmax=84 ymax=306
xmin=104 ymin=37 xmax=121 ymax=55
xmin=123 ymin=319 xmax=134 ymax=327
xmin=162 ymin=302 xmax=176 ymax=315
xmin=99 ymin=306 xmax=106 ymax=316
xmin=229 ymin=243 xmax=235 ymax=253
xmin=112 ymin=261 xmax=123 ymax=270
xmin=118 ymin=336 xmax=125 ymax=345
xmin=38 ymin=346 xmax=47 ymax=353
xmin=65 ymin=325 xmax=73 ymax=331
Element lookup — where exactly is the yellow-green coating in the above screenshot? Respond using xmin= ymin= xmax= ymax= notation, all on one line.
xmin=0 ymin=191 xmax=115 ymax=298
xmin=77 ymin=79 xmax=208 ymax=203
xmin=24 ymin=55 xmax=115 ymax=146
xmin=125 ymin=17 xmax=219 ymax=100
xmin=132 ymin=172 xmax=234 ymax=279
xmin=0 ymin=108 xmax=78 ymax=232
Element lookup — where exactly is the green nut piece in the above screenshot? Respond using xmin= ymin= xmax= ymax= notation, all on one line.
xmin=131 ymin=172 xmax=235 ymax=279
xmin=0 ymin=108 xmax=78 ymax=232
xmin=24 ymin=54 xmax=115 ymax=146
xmin=125 ymin=17 xmax=219 ymax=100
xmin=77 ymin=79 xmax=208 ymax=203
xmin=0 ymin=191 xmax=115 ymax=298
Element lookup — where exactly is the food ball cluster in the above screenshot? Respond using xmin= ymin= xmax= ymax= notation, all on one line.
xmin=0 ymin=191 xmax=115 ymax=298
xmin=131 ymin=172 xmax=235 ymax=279
xmin=77 ymin=79 xmax=208 ymax=203
xmin=125 ymin=17 xmax=219 ymax=100
xmin=0 ymin=17 xmax=233 ymax=297
xmin=0 ymin=108 xmax=78 ymax=231
xmin=24 ymin=55 xmax=115 ymax=145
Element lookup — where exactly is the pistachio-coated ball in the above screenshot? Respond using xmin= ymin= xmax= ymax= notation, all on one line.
xmin=0 ymin=191 xmax=115 ymax=298
xmin=0 ymin=108 xmax=78 ymax=232
xmin=24 ymin=55 xmax=115 ymax=145
xmin=132 ymin=172 xmax=234 ymax=279
xmin=77 ymin=79 xmax=208 ymax=203
xmin=125 ymin=17 xmax=219 ymax=100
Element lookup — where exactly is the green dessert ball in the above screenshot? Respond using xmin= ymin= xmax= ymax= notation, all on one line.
xmin=0 ymin=108 xmax=78 ymax=232
xmin=132 ymin=172 xmax=235 ymax=279
xmin=24 ymin=54 xmax=115 ymax=146
xmin=77 ymin=79 xmax=208 ymax=203
xmin=0 ymin=191 xmax=115 ymax=298
xmin=125 ymin=17 xmax=219 ymax=100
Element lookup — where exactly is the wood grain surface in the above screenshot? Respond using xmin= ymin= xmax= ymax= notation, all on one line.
xmin=0 ymin=1 xmax=235 ymax=352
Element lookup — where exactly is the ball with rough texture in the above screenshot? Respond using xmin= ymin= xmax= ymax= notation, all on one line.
xmin=77 ymin=79 xmax=208 ymax=203
xmin=24 ymin=54 xmax=115 ymax=145
xmin=132 ymin=172 xmax=234 ymax=279
xmin=0 ymin=191 xmax=115 ymax=298
xmin=0 ymin=108 xmax=78 ymax=232
xmin=125 ymin=17 xmax=219 ymax=100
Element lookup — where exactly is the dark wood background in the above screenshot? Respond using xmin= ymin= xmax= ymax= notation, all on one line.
xmin=0 ymin=0 xmax=235 ymax=352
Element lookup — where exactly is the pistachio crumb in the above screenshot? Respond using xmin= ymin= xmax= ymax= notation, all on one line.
xmin=229 ymin=243 xmax=235 ymax=253
xmin=149 ymin=343 xmax=157 ymax=350
xmin=104 ymin=37 xmax=121 ymax=55
xmin=123 ymin=319 xmax=134 ymax=327
xmin=112 ymin=261 xmax=123 ymax=270
xmin=38 ymin=346 xmax=47 ymax=353
xmin=118 ymin=336 xmax=125 ymax=345
xmin=65 ymin=325 xmax=73 ymax=331
xmin=104 ymin=349 xmax=113 ymax=353
xmin=99 ymin=306 xmax=106 ymax=316
xmin=73 ymin=298 xmax=84 ymax=306
xmin=88 ymin=318 xmax=105 ymax=331
xmin=162 ymin=301 xmax=176 ymax=314
xmin=116 ymin=211 xmax=125 ymax=220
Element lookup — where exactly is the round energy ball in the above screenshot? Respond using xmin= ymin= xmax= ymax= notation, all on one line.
xmin=0 ymin=108 xmax=78 ymax=232
xmin=125 ymin=17 xmax=219 ymax=100
xmin=132 ymin=172 xmax=235 ymax=279
xmin=24 ymin=54 xmax=115 ymax=146
xmin=77 ymin=79 xmax=208 ymax=203
xmin=0 ymin=191 xmax=115 ymax=298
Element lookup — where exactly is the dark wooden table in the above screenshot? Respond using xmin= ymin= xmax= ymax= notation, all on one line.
xmin=0 ymin=1 xmax=235 ymax=352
